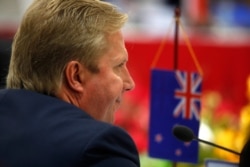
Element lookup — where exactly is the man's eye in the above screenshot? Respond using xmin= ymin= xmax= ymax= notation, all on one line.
xmin=118 ymin=62 xmax=125 ymax=67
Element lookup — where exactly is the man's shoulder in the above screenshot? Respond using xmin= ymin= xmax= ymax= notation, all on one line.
xmin=78 ymin=121 xmax=140 ymax=166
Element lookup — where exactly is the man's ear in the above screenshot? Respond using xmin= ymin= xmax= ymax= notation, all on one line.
xmin=64 ymin=61 xmax=84 ymax=92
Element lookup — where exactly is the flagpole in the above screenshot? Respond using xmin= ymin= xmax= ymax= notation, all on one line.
xmin=173 ymin=7 xmax=180 ymax=70
xmin=173 ymin=7 xmax=180 ymax=167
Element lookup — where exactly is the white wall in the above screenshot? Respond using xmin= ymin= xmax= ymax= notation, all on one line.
xmin=0 ymin=0 xmax=33 ymax=26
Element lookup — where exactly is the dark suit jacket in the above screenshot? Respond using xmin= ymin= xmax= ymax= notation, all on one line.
xmin=0 ymin=89 xmax=140 ymax=167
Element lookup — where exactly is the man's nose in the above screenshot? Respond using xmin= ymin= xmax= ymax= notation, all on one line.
xmin=124 ymin=70 xmax=135 ymax=91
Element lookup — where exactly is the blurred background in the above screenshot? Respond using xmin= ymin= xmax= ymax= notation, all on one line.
xmin=1 ymin=0 xmax=250 ymax=166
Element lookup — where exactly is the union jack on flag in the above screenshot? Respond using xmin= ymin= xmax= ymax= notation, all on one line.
xmin=173 ymin=71 xmax=202 ymax=120
xmin=149 ymin=69 xmax=202 ymax=163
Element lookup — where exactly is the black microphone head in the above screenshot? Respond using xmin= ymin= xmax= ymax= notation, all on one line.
xmin=172 ymin=124 xmax=195 ymax=142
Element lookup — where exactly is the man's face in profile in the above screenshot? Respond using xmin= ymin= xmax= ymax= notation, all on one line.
xmin=78 ymin=31 xmax=135 ymax=123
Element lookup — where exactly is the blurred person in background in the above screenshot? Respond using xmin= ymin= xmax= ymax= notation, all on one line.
xmin=0 ymin=0 xmax=139 ymax=166
xmin=0 ymin=39 xmax=11 ymax=89
xmin=239 ymin=76 xmax=250 ymax=167
xmin=239 ymin=137 xmax=250 ymax=167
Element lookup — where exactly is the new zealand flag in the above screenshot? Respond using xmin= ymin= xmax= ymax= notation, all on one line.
xmin=149 ymin=69 xmax=202 ymax=163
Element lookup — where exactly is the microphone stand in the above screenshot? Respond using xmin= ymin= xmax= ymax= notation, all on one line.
xmin=195 ymin=138 xmax=240 ymax=155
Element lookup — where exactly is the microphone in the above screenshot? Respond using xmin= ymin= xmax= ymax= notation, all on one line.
xmin=172 ymin=124 xmax=240 ymax=156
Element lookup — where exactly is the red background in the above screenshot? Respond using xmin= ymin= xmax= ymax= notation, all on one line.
xmin=125 ymin=36 xmax=250 ymax=117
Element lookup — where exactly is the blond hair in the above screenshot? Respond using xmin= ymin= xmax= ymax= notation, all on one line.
xmin=7 ymin=0 xmax=128 ymax=95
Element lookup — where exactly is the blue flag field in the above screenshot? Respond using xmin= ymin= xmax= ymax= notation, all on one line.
xmin=149 ymin=69 xmax=202 ymax=163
